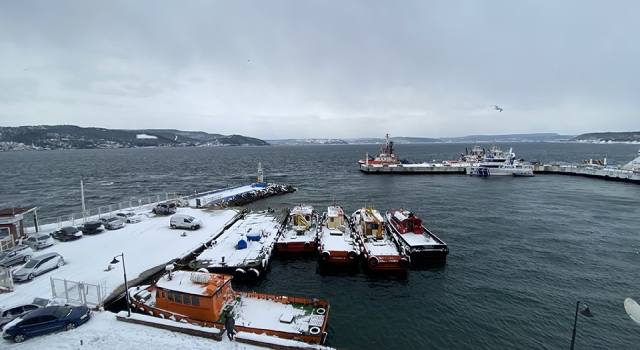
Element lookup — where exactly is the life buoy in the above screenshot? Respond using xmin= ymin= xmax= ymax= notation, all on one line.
xmin=309 ymin=326 xmax=321 ymax=335
xmin=188 ymin=261 xmax=198 ymax=269
xmin=316 ymin=308 xmax=326 ymax=315
xmin=348 ymin=251 xmax=357 ymax=260
xmin=369 ymin=256 xmax=379 ymax=267
xmin=304 ymin=242 xmax=311 ymax=249
xmin=321 ymin=251 xmax=331 ymax=261
xmin=399 ymin=257 xmax=409 ymax=268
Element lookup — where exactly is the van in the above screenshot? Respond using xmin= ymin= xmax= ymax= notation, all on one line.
xmin=170 ymin=215 xmax=202 ymax=230
xmin=153 ymin=203 xmax=177 ymax=215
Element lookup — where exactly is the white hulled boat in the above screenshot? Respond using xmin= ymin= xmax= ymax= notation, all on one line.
xmin=317 ymin=202 xmax=360 ymax=265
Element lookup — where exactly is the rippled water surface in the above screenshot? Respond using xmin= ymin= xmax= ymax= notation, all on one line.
xmin=1 ymin=143 xmax=640 ymax=349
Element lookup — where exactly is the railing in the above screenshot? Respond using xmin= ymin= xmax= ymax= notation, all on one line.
xmin=25 ymin=192 xmax=184 ymax=233
xmin=50 ymin=277 xmax=107 ymax=309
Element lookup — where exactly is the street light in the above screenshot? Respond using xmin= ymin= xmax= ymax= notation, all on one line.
xmin=110 ymin=253 xmax=130 ymax=317
xmin=570 ymin=300 xmax=594 ymax=350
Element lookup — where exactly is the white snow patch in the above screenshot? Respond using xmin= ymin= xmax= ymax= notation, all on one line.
xmin=136 ymin=134 xmax=158 ymax=139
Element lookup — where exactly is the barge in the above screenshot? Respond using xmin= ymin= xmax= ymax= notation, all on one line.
xmin=385 ymin=208 xmax=449 ymax=261
xmin=317 ymin=202 xmax=361 ymax=265
xmin=129 ymin=269 xmax=329 ymax=344
xmin=187 ymin=210 xmax=286 ymax=279
xmin=351 ymin=206 xmax=409 ymax=271
xmin=275 ymin=204 xmax=319 ymax=254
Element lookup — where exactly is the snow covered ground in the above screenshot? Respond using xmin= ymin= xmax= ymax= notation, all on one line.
xmin=0 ymin=204 xmax=337 ymax=349
xmin=1 ymin=207 xmax=239 ymax=330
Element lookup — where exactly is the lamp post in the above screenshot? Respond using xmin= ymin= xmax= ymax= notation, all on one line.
xmin=570 ymin=300 xmax=594 ymax=350
xmin=110 ymin=253 xmax=130 ymax=317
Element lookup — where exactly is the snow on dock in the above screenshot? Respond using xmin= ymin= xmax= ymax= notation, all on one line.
xmin=0 ymin=207 xmax=240 ymax=309
xmin=187 ymin=184 xmax=264 ymax=207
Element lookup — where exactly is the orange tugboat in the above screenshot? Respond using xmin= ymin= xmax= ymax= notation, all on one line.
xmin=351 ymin=206 xmax=410 ymax=271
xmin=317 ymin=202 xmax=361 ymax=265
xmin=275 ymin=204 xmax=319 ymax=253
xmin=129 ymin=268 xmax=330 ymax=344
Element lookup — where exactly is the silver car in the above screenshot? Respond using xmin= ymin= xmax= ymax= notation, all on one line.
xmin=12 ymin=252 xmax=65 ymax=282
xmin=23 ymin=234 xmax=54 ymax=251
xmin=0 ymin=245 xmax=33 ymax=267
xmin=115 ymin=212 xmax=141 ymax=224
xmin=99 ymin=217 xmax=125 ymax=230
xmin=0 ymin=303 xmax=41 ymax=329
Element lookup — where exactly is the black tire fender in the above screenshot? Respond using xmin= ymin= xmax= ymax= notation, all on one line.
xmin=369 ymin=256 xmax=379 ymax=267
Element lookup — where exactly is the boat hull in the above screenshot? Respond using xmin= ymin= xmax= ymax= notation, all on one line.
xmin=318 ymin=250 xmax=359 ymax=265
xmin=276 ymin=241 xmax=316 ymax=253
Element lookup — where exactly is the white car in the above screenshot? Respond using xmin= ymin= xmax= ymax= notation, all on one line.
xmin=23 ymin=234 xmax=54 ymax=251
xmin=115 ymin=212 xmax=141 ymax=224
xmin=12 ymin=252 xmax=65 ymax=282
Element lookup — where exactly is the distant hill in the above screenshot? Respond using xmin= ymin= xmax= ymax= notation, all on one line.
xmin=267 ymin=133 xmax=575 ymax=146
xmin=0 ymin=125 xmax=269 ymax=151
xmin=267 ymin=139 xmax=348 ymax=145
xmin=572 ymin=131 xmax=640 ymax=143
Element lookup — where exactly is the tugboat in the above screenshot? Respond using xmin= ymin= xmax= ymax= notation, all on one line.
xmin=129 ymin=267 xmax=330 ymax=344
xmin=358 ymin=133 xmax=402 ymax=166
xmin=385 ymin=208 xmax=449 ymax=261
xmin=351 ymin=206 xmax=409 ymax=271
xmin=187 ymin=210 xmax=286 ymax=280
xmin=317 ymin=201 xmax=360 ymax=265
xmin=276 ymin=204 xmax=319 ymax=253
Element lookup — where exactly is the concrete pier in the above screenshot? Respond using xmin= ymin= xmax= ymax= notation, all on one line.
xmin=533 ymin=163 xmax=640 ymax=184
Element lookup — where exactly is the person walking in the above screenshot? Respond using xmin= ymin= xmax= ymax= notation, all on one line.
xmin=225 ymin=314 xmax=235 ymax=341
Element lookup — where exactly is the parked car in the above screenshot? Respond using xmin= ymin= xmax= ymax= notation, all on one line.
xmin=152 ymin=203 xmax=176 ymax=215
xmin=1 ymin=303 xmax=42 ymax=330
xmin=2 ymin=305 xmax=91 ymax=343
xmin=49 ymin=227 xmax=83 ymax=242
xmin=115 ymin=212 xmax=141 ymax=223
xmin=0 ymin=245 xmax=33 ymax=267
xmin=12 ymin=252 xmax=65 ymax=282
xmin=23 ymin=234 xmax=54 ymax=251
xmin=78 ymin=221 xmax=105 ymax=235
xmin=98 ymin=217 xmax=125 ymax=230
xmin=170 ymin=214 xmax=203 ymax=230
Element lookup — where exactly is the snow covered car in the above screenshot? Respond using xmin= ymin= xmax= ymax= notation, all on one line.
xmin=115 ymin=212 xmax=141 ymax=223
xmin=12 ymin=252 xmax=65 ymax=282
xmin=0 ymin=245 xmax=33 ymax=267
xmin=0 ymin=303 xmax=41 ymax=330
xmin=98 ymin=217 xmax=125 ymax=230
xmin=2 ymin=305 xmax=91 ymax=343
xmin=78 ymin=221 xmax=105 ymax=235
xmin=23 ymin=234 xmax=54 ymax=251
xmin=49 ymin=227 xmax=83 ymax=242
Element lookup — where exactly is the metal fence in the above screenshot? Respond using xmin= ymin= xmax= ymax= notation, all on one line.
xmin=25 ymin=192 xmax=183 ymax=233
xmin=50 ymin=277 xmax=107 ymax=309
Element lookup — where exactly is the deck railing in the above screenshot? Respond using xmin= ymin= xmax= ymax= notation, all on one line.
xmin=25 ymin=192 xmax=184 ymax=233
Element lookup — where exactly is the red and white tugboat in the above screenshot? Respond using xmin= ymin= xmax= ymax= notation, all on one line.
xmin=351 ymin=206 xmax=409 ymax=271
xmin=317 ymin=201 xmax=360 ymax=265
xmin=358 ymin=133 xmax=401 ymax=166
xmin=385 ymin=208 xmax=449 ymax=262
xmin=276 ymin=204 xmax=318 ymax=253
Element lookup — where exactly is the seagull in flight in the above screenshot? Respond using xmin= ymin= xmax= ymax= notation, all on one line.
xmin=247 ymin=59 xmax=250 ymax=62
xmin=490 ymin=105 xmax=503 ymax=112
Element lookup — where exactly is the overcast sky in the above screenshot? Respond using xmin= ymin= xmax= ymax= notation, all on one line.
xmin=1 ymin=1 xmax=638 ymax=139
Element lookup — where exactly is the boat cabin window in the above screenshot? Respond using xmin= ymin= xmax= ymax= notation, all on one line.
xmin=407 ymin=221 xmax=413 ymax=232
xmin=175 ymin=294 xmax=183 ymax=303
xmin=183 ymin=295 xmax=191 ymax=305
xmin=329 ymin=217 xmax=334 ymax=223
xmin=192 ymin=296 xmax=200 ymax=306
xmin=168 ymin=292 xmax=174 ymax=302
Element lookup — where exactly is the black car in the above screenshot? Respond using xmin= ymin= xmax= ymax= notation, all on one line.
xmin=49 ymin=227 xmax=83 ymax=242
xmin=2 ymin=305 xmax=91 ymax=343
xmin=78 ymin=221 xmax=105 ymax=235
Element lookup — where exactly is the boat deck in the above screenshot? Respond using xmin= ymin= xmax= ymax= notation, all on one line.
xmin=227 ymin=293 xmax=327 ymax=335
xmin=362 ymin=236 xmax=401 ymax=255
xmin=318 ymin=225 xmax=357 ymax=252
xmin=396 ymin=230 xmax=440 ymax=247
xmin=193 ymin=212 xmax=282 ymax=269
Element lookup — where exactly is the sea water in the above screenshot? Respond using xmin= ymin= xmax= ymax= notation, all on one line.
xmin=1 ymin=143 xmax=639 ymax=349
